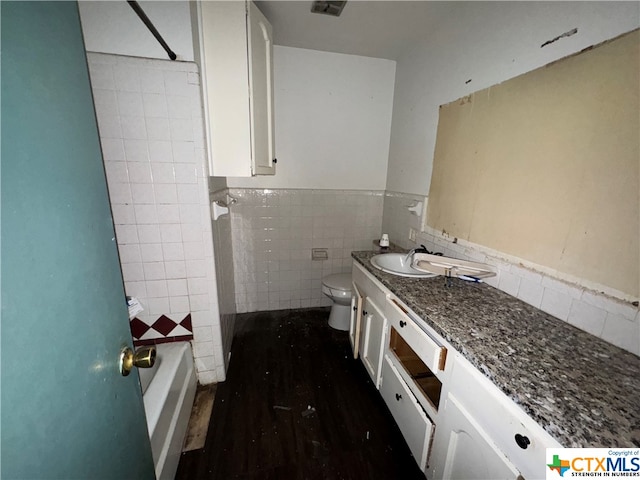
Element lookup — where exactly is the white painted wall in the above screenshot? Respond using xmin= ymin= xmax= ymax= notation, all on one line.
xmin=78 ymin=1 xmax=194 ymax=61
xmin=226 ymin=46 xmax=396 ymax=190
xmin=386 ymin=2 xmax=640 ymax=196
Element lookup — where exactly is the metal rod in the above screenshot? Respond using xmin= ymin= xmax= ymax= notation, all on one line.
xmin=127 ymin=1 xmax=177 ymax=61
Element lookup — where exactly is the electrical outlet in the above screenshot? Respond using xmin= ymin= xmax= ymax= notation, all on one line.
xmin=409 ymin=228 xmax=417 ymax=242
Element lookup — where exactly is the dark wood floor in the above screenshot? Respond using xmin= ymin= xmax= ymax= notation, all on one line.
xmin=176 ymin=308 xmax=425 ymax=480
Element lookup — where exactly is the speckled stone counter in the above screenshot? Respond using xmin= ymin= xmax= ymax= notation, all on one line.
xmin=352 ymin=251 xmax=640 ymax=448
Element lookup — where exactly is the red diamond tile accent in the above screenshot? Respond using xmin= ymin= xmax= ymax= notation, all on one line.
xmin=179 ymin=313 xmax=192 ymax=333
xmin=130 ymin=317 xmax=151 ymax=340
xmin=151 ymin=315 xmax=179 ymax=336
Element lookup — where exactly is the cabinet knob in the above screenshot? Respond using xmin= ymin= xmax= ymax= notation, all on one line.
xmin=395 ymin=393 xmax=402 ymax=401
xmin=352 ymin=305 xmax=357 ymax=311
xmin=363 ymin=311 xmax=368 ymax=316
xmin=399 ymin=320 xmax=407 ymax=328
xmin=272 ymin=158 xmax=278 ymax=164
xmin=515 ymin=434 xmax=530 ymax=449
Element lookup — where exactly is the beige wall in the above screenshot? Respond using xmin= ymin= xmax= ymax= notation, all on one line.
xmin=427 ymin=30 xmax=639 ymax=298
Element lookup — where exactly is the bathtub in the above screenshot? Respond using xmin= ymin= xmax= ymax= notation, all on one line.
xmin=139 ymin=342 xmax=197 ymax=480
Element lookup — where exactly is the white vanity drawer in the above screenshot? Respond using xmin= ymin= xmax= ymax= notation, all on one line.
xmin=450 ymin=357 xmax=561 ymax=480
xmin=386 ymin=298 xmax=447 ymax=374
xmin=380 ymin=356 xmax=434 ymax=471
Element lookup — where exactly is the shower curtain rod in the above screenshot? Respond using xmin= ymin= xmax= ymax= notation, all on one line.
xmin=127 ymin=0 xmax=177 ymax=61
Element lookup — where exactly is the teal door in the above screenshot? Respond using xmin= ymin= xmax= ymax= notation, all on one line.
xmin=1 ymin=2 xmax=155 ymax=478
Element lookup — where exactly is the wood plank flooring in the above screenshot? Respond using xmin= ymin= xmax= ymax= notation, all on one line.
xmin=176 ymin=308 xmax=425 ymax=479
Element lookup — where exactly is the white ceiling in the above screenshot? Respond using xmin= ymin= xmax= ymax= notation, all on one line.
xmin=255 ymin=1 xmax=458 ymax=60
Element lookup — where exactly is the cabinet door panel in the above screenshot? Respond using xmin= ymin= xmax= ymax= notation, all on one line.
xmin=349 ymin=281 xmax=363 ymax=359
xmin=441 ymin=394 xmax=520 ymax=480
xmin=248 ymin=1 xmax=275 ymax=175
xmin=361 ymin=297 xmax=386 ymax=388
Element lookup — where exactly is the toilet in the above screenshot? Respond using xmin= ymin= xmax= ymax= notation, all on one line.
xmin=321 ymin=273 xmax=352 ymax=331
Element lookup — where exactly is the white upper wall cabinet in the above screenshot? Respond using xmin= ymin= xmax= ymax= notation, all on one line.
xmin=197 ymin=1 xmax=276 ymax=177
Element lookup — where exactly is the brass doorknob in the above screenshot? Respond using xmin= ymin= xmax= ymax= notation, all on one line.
xmin=119 ymin=346 xmax=156 ymax=376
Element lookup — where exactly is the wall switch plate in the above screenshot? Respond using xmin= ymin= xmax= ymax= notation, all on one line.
xmin=409 ymin=228 xmax=417 ymax=242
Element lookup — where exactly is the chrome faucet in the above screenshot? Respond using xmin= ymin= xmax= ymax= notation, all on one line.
xmin=404 ymin=244 xmax=442 ymax=264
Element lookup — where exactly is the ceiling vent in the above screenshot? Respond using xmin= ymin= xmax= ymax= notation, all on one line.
xmin=311 ymin=1 xmax=347 ymax=17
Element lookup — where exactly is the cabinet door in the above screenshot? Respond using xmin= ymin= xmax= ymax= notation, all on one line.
xmin=360 ymin=297 xmax=386 ymax=388
xmin=349 ymin=282 xmax=363 ymax=359
xmin=439 ymin=394 xmax=521 ymax=480
xmin=247 ymin=1 xmax=276 ymax=175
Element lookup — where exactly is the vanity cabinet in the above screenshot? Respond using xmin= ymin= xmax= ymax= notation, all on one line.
xmin=197 ymin=1 xmax=276 ymax=177
xmin=349 ymin=281 xmax=363 ymax=358
xmin=351 ymin=259 xmax=560 ymax=479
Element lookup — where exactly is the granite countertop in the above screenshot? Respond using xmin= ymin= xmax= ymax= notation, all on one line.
xmin=352 ymin=251 xmax=640 ymax=448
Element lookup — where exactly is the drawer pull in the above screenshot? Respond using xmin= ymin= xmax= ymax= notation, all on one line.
xmin=395 ymin=393 xmax=402 ymax=401
xmin=515 ymin=433 xmax=530 ymax=449
xmin=399 ymin=320 xmax=407 ymax=328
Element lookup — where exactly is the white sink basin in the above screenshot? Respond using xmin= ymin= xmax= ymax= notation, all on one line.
xmin=370 ymin=253 xmax=438 ymax=278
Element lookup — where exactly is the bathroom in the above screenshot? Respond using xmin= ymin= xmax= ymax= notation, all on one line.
xmin=2 ymin=1 xmax=638 ymax=478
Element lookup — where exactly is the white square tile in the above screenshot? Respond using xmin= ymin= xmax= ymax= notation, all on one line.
xmin=120 ymin=115 xmax=147 ymax=140
xmin=157 ymin=204 xmax=181 ymax=224
xmin=160 ymin=224 xmax=183 ymax=243
xmin=172 ymin=141 xmax=195 ymax=164
xmin=163 ymin=242 xmax=185 ymax=261
xmin=92 ymin=89 xmax=118 ymax=116
xmin=166 ymin=95 xmax=192 ymax=118
xmin=149 ymin=140 xmax=174 ymax=163
xmin=117 ymin=91 xmax=144 ymax=117
xmin=192 ymin=340 xmax=214 ymax=359
xmin=131 ymin=184 xmax=155 ymax=204
xmin=601 ymin=313 xmax=640 ymax=355
xmin=164 ymin=71 xmax=189 ymax=95
xmin=101 ymin=138 xmax=125 ymax=161
xmin=146 ymin=280 xmax=168 ymax=297
xmin=140 ymin=243 xmax=164 ymax=262
xmin=170 ymin=118 xmax=193 ymax=141
xmin=174 ymin=163 xmax=198 ymax=184
xmin=88 ymin=63 xmax=115 ymax=90
xmin=165 ymin=260 xmax=187 ymax=279
xmin=189 ymin=294 xmax=209 ymax=311
xmin=567 ymin=299 xmax=607 ymax=337
xmin=96 ymin=114 xmax=122 ymax=139
xmin=147 ymin=297 xmax=170 ymax=316
xmin=188 ymin=278 xmax=209 ymax=295
xmin=151 ymin=163 xmax=175 ymax=184
xmin=197 ymin=369 xmax=218 ymax=385
xmin=186 ymin=259 xmax=206 ymax=278
xmin=541 ymin=276 xmax=583 ymax=300
xmin=187 ymin=71 xmax=200 ymax=86
xmin=108 ymin=183 xmax=132 ymax=204
xmin=118 ymin=244 xmax=142 ymax=264
xmin=184 ymin=241 xmax=205 ymax=260
xmin=170 ymin=296 xmax=190 ymax=313
xmin=104 ymin=162 xmax=129 ymax=184
xmin=146 ymin=117 xmax=170 ymax=140
xmin=155 ymin=184 xmax=178 ymax=205
xmin=177 ymin=184 xmax=199 ymax=205
xmin=143 ymin=262 xmax=166 ymax=281
xmin=138 ymin=67 xmax=165 ymax=94
xmin=581 ymin=290 xmax=637 ymax=321
xmin=127 ymin=162 xmax=153 ymax=184
xmin=137 ymin=225 xmax=160 ymax=244
xmin=121 ymin=262 xmax=144 ymax=282
xmin=143 ymin=93 xmax=168 ymax=118
xmin=192 ymin=326 xmax=213 ymax=343
xmin=167 ymin=278 xmax=188 ymax=296
xmin=123 ymin=139 xmax=149 ymax=162
xmin=111 ymin=204 xmax=136 ymax=225
xmin=124 ymin=280 xmax=147 ymax=300
xmin=498 ymin=270 xmax=521 ymax=297
xmin=540 ymin=288 xmax=572 ymax=321
xmin=179 ymin=204 xmax=200 ymax=224
xmin=134 ymin=204 xmax=158 ymax=224
xmin=113 ymin=64 xmax=140 ymax=92
xmin=516 ymin=278 xmax=544 ymax=309
xmin=114 ymin=224 xmax=138 ymax=244
xmin=181 ymin=223 xmax=203 ymax=243
xmin=194 ymin=355 xmax=216 ymax=372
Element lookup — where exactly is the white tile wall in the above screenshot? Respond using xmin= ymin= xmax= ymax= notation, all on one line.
xmin=228 ymin=188 xmax=384 ymax=313
xmin=408 ymin=223 xmax=640 ymax=356
xmin=87 ymin=53 xmax=224 ymax=384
